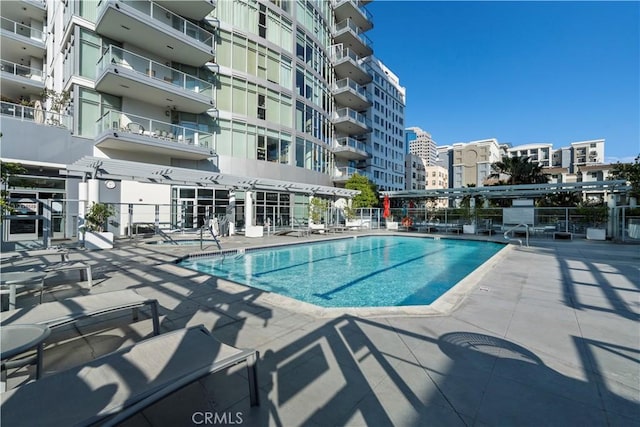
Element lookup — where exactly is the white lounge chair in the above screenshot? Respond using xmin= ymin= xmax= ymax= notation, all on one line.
xmin=0 ymin=325 xmax=260 ymax=426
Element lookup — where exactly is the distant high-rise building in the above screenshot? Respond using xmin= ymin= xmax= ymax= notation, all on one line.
xmin=451 ymin=139 xmax=505 ymax=188
xmin=405 ymin=154 xmax=426 ymax=191
xmin=364 ymin=57 xmax=406 ymax=192
xmin=406 ymin=126 xmax=437 ymax=166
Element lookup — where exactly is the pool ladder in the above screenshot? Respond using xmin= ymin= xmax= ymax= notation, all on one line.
xmin=503 ymin=223 xmax=529 ymax=247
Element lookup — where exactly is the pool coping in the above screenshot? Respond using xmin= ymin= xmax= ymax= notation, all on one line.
xmin=175 ymin=234 xmax=514 ymax=318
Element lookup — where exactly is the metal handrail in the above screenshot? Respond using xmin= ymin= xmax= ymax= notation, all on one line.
xmin=503 ymin=223 xmax=529 ymax=247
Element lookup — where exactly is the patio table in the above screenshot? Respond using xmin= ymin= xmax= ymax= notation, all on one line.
xmin=1 ymin=324 xmax=51 ymax=390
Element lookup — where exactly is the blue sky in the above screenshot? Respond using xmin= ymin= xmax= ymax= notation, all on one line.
xmin=367 ymin=1 xmax=639 ymax=163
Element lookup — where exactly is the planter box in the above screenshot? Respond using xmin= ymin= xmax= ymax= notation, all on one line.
xmin=84 ymin=231 xmax=114 ymax=250
xmin=245 ymin=225 xmax=264 ymax=238
xmin=463 ymin=224 xmax=476 ymax=234
xmin=386 ymin=221 xmax=398 ymax=230
xmin=586 ymin=228 xmax=606 ymax=241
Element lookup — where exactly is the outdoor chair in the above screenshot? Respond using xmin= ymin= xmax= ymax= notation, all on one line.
xmin=0 ymin=325 xmax=260 ymax=426
xmin=0 ymin=289 xmax=160 ymax=334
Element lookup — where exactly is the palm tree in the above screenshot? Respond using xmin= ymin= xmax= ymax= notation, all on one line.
xmin=489 ymin=156 xmax=548 ymax=185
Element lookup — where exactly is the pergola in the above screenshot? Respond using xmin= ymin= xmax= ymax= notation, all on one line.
xmin=63 ymin=156 xmax=360 ymax=198
xmin=381 ymin=180 xmax=630 ymax=201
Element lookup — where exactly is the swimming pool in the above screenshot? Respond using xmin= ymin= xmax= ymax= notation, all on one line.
xmin=179 ymin=236 xmax=505 ymax=308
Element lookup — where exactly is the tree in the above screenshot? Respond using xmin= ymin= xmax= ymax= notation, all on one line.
xmin=41 ymin=88 xmax=71 ymax=114
xmin=609 ymin=156 xmax=640 ymax=199
xmin=489 ymin=156 xmax=549 ymax=185
xmin=345 ymin=173 xmax=378 ymax=208
xmin=84 ymin=202 xmax=116 ymax=232
xmin=0 ymin=161 xmax=26 ymax=216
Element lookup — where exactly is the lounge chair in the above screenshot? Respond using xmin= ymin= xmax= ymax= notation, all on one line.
xmin=0 ymin=325 xmax=260 ymax=426
xmin=0 ymin=289 xmax=160 ymax=335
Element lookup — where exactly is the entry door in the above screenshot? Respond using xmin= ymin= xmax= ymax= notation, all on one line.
xmin=4 ymin=193 xmax=39 ymax=242
xmin=180 ymin=200 xmax=195 ymax=229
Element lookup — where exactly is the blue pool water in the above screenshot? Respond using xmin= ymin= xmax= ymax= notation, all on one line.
xmin=179 ymin=236 xmax=505 ymax=308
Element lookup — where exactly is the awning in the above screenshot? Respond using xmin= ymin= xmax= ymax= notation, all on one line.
xmin=63 ymin=156 xmax=360 ymax=198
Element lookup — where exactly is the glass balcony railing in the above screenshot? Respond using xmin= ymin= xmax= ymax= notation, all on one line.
xmin=334 ymin=108 xmax=371 ymax=128
xmin=0 ymin=16 xmax=45 ymax=42
xmin=97 ymin=45 xmax=213 ymax=98
xmin=334 ymin=166 xmax=372 ymax=180
xmin=1 ymin=101 xmax=72 ymax=129
xmin=333 ymin=78 xmax=369 ymax=99
xmin=331 ymin=0 xmax=373 ymax=23
xmin=335 ymin=137 xmax=367 ymax=153
xmin=97 ymin=109 xmax=214 ymax=149
xmin=0 ymin=59 xmax=44 ymax=81
xmin=98 ymin=0 xmax=214 ymax=46
xmin=334 ymin=19 xmax=372 ymax=49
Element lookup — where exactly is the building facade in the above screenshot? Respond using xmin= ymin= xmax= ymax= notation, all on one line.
xmin=406 ymin=126 xmax=437 ymax=166
xmin=1 ymin=0 xmax=406 ymax=244
xmin=405 ymin=154 xmax=425 ymax=191
xmin=451 ymin=139 xmax=505 ymax=188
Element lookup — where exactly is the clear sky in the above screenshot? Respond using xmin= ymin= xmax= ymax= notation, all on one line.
xmin=367 ymin=1 xmax=640 ymax=163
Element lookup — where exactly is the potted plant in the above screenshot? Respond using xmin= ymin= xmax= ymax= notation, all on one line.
xmin=581 ymin=204 xmax=609 ymax=240
xmin=83 ymin=202 xmax=116 ymax=249
xmin=309 ymin=197 xmax=328 ymax=232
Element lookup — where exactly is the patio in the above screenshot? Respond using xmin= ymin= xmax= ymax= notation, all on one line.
xmin=1 ymin=232 xmax=638 ymax=426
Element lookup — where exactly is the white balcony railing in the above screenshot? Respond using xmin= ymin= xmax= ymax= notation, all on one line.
xmin=334 ymin=166 xmax=372 ymax=180
xmin=0 ymin=59 xmax=44 ymax=81
xmin=334 ymin=18 xmax=372 ymax=49
xmin=97 ymin=45 xmax=214 ymax=98
xmin=98 ymin=109 xmax=214 ymax=149
xmin=1 ymin=101 xmax=72 ymax=129
xmin=0 ymin=16 xmax=45 ymax=42
xmin=98 ymin=0 xmax=214 ymax=47
xmin=333 ymin=78 xmax=368 ymax=99
xmin=335 ymin=137 xmax=367 ymax=153
xmin=331 ymin=0 xmax=373 ymax=23
xmin=334 ymin=108 xmax=371 ymax=128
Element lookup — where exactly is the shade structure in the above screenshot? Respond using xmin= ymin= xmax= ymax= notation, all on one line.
xmin=383 ymin=194 xmax=390 ymax=218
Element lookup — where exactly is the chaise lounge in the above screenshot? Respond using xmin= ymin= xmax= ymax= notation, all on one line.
xmin=0 ymin=325 xmax=260 ymax=426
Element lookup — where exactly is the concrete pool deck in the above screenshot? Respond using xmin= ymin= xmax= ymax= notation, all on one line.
xmin=2 ymin=231 xmax=639 ymax=426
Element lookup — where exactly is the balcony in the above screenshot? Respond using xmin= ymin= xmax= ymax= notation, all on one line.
xmin=332 ymin=0 xmax=373 ymax=32
xmin=334 ymin=137 xmax=369 ymax=160
xmin=333 ymin=166 xmax=371 ymax=184
xmin=95 ymin=0 xmax=215 ymax=67
xmin=96 ymin=46 xmax=214 ymax=114
xmin=0 ymin=60 xmax=44 ymax=95
xmin=333 ymin=19 xmax=373 ymax=58
xmin=154 ymin=0 xmax=216 ymax=20
xmin=1 ymin=101 xmax=72 ymax=129
xmin=0 ymin=16 xmax=45 ymax=56
xmin=331 ymin=47 xmax=372 ymax=85
xmin=333 ymin=108 xmax=371 ymax=135
xmin=332 ymin=78 xmax=370 ymax=111
xmin=95 ymin=110 xmax=215 ymax=160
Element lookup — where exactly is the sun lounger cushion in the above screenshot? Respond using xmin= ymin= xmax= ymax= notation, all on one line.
xmin=0 ymin=326 xmax=259 ymax=426
xmin=0 ymin=290 xmax=159 ymax=335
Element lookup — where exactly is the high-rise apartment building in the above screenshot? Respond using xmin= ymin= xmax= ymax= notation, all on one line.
xmin=364 ymin=56 xmax=406 ymax=192
xmin=1 ymin=0 xmax=404 ymax=243
xmin=406 ymin=126 xmax=437 ymax=166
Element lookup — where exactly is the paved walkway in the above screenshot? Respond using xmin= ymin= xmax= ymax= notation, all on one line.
xmin=2 ymin=232 xmax=639 ymax=426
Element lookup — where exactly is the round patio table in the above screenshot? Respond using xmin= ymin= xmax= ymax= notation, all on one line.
xmin=1 ymin=324 xmax=51 ymax=389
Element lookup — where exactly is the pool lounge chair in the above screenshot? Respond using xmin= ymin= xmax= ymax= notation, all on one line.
xmin=0 ymin=289 xmax=160 ymax=335
xmin=0 ymin=325 xmax=260 ymax=427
